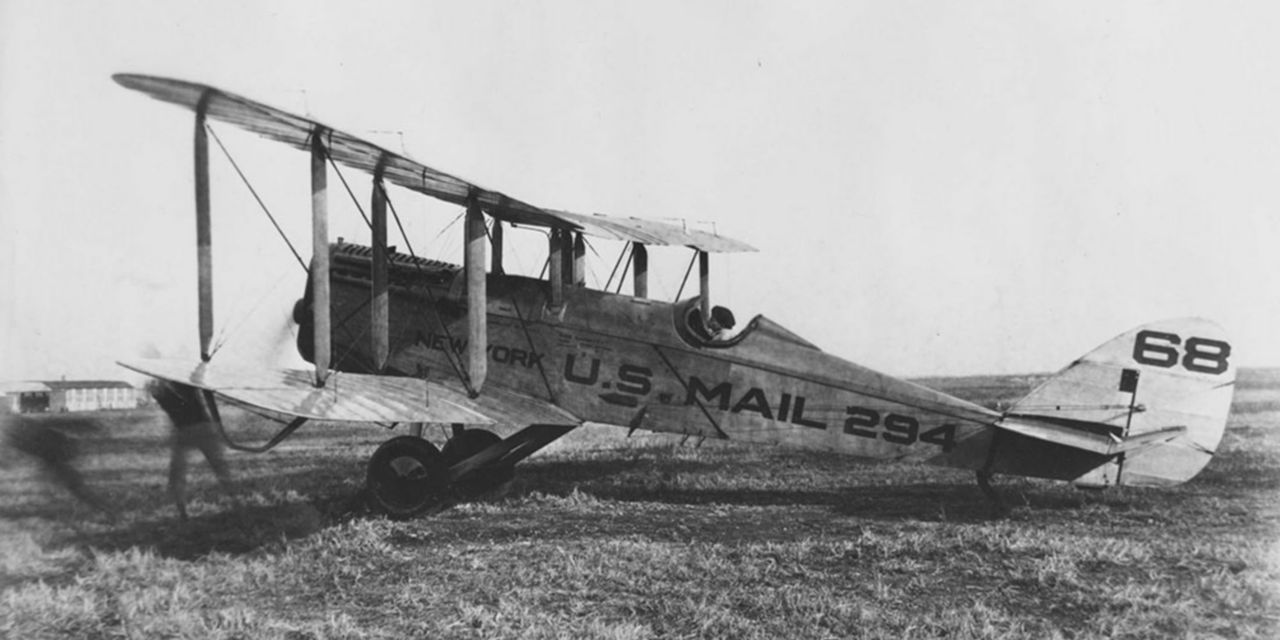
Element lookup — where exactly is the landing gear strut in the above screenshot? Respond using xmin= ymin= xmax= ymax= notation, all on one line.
xmin=976 ymin=470 xmax=1008 ymax=517
xmin=365 ymin=424 xmax=576 ymax=519
xmin=976 ymin=428 xmax=1009 ymax=517
xmin=440 ymin=428 xmax=513 ymax=497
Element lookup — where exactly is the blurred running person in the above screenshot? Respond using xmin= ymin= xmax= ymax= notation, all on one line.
xmin=147 ymin=379 xmax=234 ymax=520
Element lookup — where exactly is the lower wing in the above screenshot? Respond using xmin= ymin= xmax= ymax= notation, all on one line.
xmin=119 ymin=357 xmax=578 ymax=426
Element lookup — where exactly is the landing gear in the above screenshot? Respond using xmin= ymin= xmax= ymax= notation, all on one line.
xmin=976 ymin=470 xmax=1008 ymax=517
xmin=365 ymin=424 xmax=577 ymax=518
xmin=366 ymin=436 xmax=449 ymax=518
xmin=440 ymin=428 xmax=513 ymax=497
xmin=976 ymin=429 xmax=1009 ymax=517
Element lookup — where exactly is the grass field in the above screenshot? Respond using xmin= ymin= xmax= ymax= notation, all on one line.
xmin=2 ymin=370 xmax=1277 ymax=638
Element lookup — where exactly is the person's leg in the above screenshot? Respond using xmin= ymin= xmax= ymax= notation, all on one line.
xmin=152 ymin=381 xmax=239 ymax=518
xmin=194 ymin=423 xmax=233 ymax=488
xmin=168 ymin=436 xmax=191 ymax=520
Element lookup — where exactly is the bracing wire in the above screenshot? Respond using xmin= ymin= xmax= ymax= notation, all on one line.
xmin=580 ymin=236 xmax=604 ymax=288
xmin=379 ymin=183 xmax=475 ymax=396
xmin=207 ymin=270 xmax=293 ymax=359
xmin=331 ymin=296 xmax=377 ymax=372
xmin=325 ymin=151 xmax=372 ymax=229
xmin=428 ymin=211 xmax=466 ymax=262
xmin=604 ymin=243 xmax=630 ymax=291
xmin=614 ymin=247 xmax=632 ymax=294
xmin=205 ymin=125 xmax=308 ymax=272
xmin=498 ymin=222 xmax=533 ymax=276
xmin=675 ymin=251 xmax=698 ymax=301
xmin=581 ymin=235 xmax=603 ymax=259
xmin=481 ymin=220 xmax=556 ymax=402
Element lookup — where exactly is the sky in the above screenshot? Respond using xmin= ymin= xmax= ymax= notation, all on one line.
xmin=2 ymin=0 xmax=1278 ymax=381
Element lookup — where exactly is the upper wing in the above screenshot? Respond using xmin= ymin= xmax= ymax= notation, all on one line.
xmin=113 ymin=73 xmax=754 ymax=254
xmin=119 ymin=358 xmax=580 ymax=426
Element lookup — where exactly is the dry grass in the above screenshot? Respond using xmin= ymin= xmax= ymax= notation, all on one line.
xmin=1 ymin=370 xmax=1277 ymax=639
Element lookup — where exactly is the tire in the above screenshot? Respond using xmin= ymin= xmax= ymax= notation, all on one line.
xmin=366 ymin=435 xmax=449 ymax=518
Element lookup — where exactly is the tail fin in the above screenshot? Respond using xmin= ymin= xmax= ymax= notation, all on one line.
xmin=1007 ymin=318 xmax=1235 ymax=488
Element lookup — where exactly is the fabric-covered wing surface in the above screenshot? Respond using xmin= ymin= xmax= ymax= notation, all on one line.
xmin=114 ymin=74 xmax=754 ymax=253
xmin=119 ymin=358 xmax=505 ymax=424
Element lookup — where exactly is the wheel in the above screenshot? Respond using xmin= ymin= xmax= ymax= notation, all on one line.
xmin=366 ymin=435 xmax=449 ymax=518
xmin=440 ymin=429 xmax=514 ymax=497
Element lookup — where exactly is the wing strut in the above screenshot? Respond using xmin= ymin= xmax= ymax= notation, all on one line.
xmin=310 ymin=129 xmax=331 ymax=386
xmin=698 ymin=251 xmax=711 ymax=321
xmin=370 ymin=163 xmax=390 ymax=372
xmin=464 ymin=192 xmax=487 ymax=394
xmin=572 ymin=232 xmax=586 ymax=286
xmin=490 ymin=219 xmax=504 ymax=275
xmin=548 ymin=229 xmax=564 ymax=308
xmin=560 ymin=230 xmax=574 ymax=288
xmin=632 ymin=242 xmax=648 ymax=298
xmin=194 ymin=90 xmax=214 ymax=361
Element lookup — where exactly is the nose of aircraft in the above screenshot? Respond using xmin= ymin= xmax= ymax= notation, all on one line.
xmin=291 ymin=297 xmax=314 ymax=363
xmin=291 ymin=297 xmax=310 ymax=325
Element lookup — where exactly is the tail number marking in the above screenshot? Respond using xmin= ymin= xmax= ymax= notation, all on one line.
xmin=1132 ymin=330 xmax=1231 ymax=375
xmin=843 ymin=407 xmax=957 ymax=452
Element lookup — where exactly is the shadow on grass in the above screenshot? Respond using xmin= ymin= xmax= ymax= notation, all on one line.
xmin=4 ymin=455 xmax=997 ymax=564
xmin=10 ymin=431 xmax=1275 ymax=564
xmin=63 ymin=489 xmax=365 ymax=561
xmin=0 ymin=461 xmax=369 ymax=563
xmin=506 ymin=456 xmax=1093 ymax=523
xmin=96 ymin=504 xmax=330 ymax=559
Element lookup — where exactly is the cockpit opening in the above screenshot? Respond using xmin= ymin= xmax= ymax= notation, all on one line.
xmin=675 ymin=298 xmax=751 ymax=348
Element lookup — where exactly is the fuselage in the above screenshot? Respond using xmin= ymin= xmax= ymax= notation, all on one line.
xmin=304 ymin=243 xmax=1001 ymax=470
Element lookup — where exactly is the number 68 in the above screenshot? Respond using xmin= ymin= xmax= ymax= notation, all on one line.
xmin=1132 ymin=330 xmax=1231 ymax=375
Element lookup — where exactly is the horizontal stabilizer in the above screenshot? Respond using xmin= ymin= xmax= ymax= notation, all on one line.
xmin=119 ymin=358 xmax=493 ymax=424
xmin=995 ymin=416 xmax=1186 ymax=457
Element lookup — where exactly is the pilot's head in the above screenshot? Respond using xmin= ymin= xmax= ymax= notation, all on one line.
xmin=710 ymin=306 xmax=736 ymax=330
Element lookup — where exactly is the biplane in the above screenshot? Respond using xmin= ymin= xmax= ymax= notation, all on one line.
xmin=113 ymin=74 xmax=1237 ymax=517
